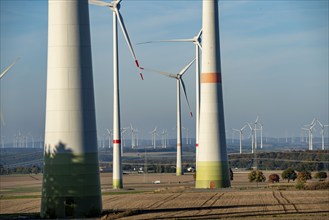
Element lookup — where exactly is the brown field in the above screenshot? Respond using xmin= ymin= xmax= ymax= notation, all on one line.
xmin=1 ymin=171 xmax=329 ymax=219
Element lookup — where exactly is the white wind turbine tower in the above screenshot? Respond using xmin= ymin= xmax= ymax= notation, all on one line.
xmin=135 ymin=128 xmax=139 ymax=147
xmin=130 ymin=124 xmax=136 ymax=148
xmin=121 ymin=127 xmax=128 ymax=148
xmin=317 ymin=120 xmax=328 ymax=150
xmin=139 ymin=30 xmax=202 ymax=168
xmin=247 ymin=116 xmax=259 ymax=153
xmin=183 ymin=127 xmax=190 ymax=144
xmin=161 ymin=130 xmax=167 ymax=148
xmin=302 ymin=118 xmax=316 ymax=150
xmin=253 ymin=116 xmax=259 ymax=150
xmin=150 ymin=127 xmax=157 ymax=148
xmin=259 ymin=123 xmax=263 ymax=149
xmin=232 ymin=125 xmax=247 ymax=154
xmin=164 ymin=130 xmax=168 ymax=148
xmin=144 ymin=59 xmax=195 ymax=176
xmin=89 ymin=0 xmax=144 ymax=189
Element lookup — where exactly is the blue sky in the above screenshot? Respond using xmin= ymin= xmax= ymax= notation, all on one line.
xmin=0 ymin=0 xmax=328 ymax=145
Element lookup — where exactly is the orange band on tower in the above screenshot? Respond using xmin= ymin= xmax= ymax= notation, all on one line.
xmin=201 ymin=72 xmax=222 ymax=83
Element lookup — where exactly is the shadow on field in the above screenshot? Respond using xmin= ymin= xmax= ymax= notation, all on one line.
xmin=102 ymin=202 xmax=329 ymax=220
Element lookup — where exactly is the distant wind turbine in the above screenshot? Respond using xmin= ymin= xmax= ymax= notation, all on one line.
xmin=89 ymin=0 xmax=144 ymax=189
xmin=129 ymin=124 xmax=139 ymax=148
xmin=161 ymin=130 xmax=168 ymax=148
xmin=232 ymin=125 xmax=247 ymax=154
xmin=317 ymin=120 xmax=328 ymax=150
xmin=106 ymin=129 xmax=113 ymax=148
xmin=302 ymin=119 xmax=316 ymax=150
xmin=138 ymin=30 xmax=202 ymax=168
xmin=144 ymin=59 xmax=195 ymax=176
xmin=247 ymin=116 xmax=260 ymax=153
xmin=259 ymin=123 xmax=263 ymax=149
xmin=150 ymin=127 xmax=158 ymax=148
xmin=1 ymin=58 xmax=20 ymax=125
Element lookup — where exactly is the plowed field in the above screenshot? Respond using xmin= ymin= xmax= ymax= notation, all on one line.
xmin=1 ymin=172 xmax=328 ymax=219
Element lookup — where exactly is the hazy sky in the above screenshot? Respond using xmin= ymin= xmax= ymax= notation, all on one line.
xmin=0 ymin=0 xmax=328 ymax=144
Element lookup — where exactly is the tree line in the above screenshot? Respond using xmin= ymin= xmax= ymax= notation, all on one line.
xmin=229 ymin=150 xmax=329 ymax=171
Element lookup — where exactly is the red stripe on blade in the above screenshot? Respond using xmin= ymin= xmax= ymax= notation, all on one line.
xmin=135 ymin=60 xmax=140 ymax=67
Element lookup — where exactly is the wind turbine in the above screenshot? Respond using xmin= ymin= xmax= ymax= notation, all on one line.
xmin=129 ymin=124 xmax=139 ymax=148
xmin=164 ymin=130 xmax=168 ymax=148
xmin=130 ymin=124 xmax=135 ymax=148
xmin=144 ymin=59 xmax=195 ymax=175
xmin=259 ymin=123 xmax=263 ymax=149
xmin=317 ymin=120 xmax=328 ymax=150
xmin=0 ymin=58 xmax=19 ymax=79
xmin=0 ymin=58 xmax=20 ymax=125
xmin=302 ymin=119 xmax=316 ymax=150
xmin=135 ymin=128 xmax=139 ymax=147
xmin=253 ymin=116 xmax=259 ymax=150
xmin=183 ymin=127 xmax=190 ymax=144
xmin=161 ymin=130 xmax=167 ymax=148
xmin=150 ymin=127 xmax=157 ymax=148
xmin=106 ymin=129 xmax=113 ymax=148
xmin=247 ymin=116 xmax=259 ymax=153
xmin=138 ymin=30 xmax=202 ymax=168
xmin=89 ymin=0 xmax=144 ymax=189
xmin=232 ymin=125 xmax=247 ymax=154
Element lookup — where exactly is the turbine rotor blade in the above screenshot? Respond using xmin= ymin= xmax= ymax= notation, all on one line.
xmin=311 ymin=118 xmax=316 ymax=126
xmin=178 ymin=58 xmax=196 ymax=76
xmin=142 ymin=67 xmax=176 ymax=78
xmin=137 ymin=39 xmax=193 ymax=45
xmin=197 ymin=28 xmax=203 ymax=39
xmin=180 ymin=78 xmax=193 ymax=117
xmin=317 ymin=120 xmax=323 ymax=127
xmin=0 ymin=58 xmax=19 ymax=79
xmin=89 ymin=0 xmax=112 ymax=7
xmin=156 ymin=39 xmax=193 ymax=42
xmin=114 ymin=8 xmax=144 ymax=79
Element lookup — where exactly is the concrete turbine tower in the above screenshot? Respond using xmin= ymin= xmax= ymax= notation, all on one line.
xmin=41 ymin=0 xmax=102 ymax=218
xmin=90 ymin=0 xmax=144 ymax=189
xmin=196 ymin=0 xmax=231 ymax=188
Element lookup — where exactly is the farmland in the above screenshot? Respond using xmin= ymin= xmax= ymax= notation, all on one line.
xmin=1 ymin=171 xmax=329 ymax=219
